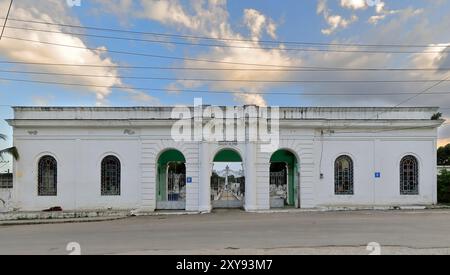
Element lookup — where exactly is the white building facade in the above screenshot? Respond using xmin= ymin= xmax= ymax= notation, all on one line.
xmin=6 ymin=106 xmax=443 ymax=212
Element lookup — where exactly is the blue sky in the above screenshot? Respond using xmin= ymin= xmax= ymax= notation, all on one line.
xmin=1 ymin=0 xmax=450 ymax=171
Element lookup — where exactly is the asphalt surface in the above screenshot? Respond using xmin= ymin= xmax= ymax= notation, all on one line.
xmin=1 ymin=209 xmax=450 ymax=255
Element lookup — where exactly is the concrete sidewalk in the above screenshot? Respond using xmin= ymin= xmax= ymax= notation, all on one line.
xmin=1 ymin=204 xmax=449 ymax=226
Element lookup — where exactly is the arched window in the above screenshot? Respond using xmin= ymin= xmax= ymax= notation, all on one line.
xmin=38 ymin=156 xmax=57 ymax=196
xmin=101 ymin=156 xmax=121 ymax=196
xmin=400 ymin=155 xmax=419 ymax=195
xmin=335 ymin=155 xmax=354 ymax=195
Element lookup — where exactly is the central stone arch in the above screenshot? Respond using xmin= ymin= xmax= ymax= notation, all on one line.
xmin=211 ymin=148 xmax=245 ymax=209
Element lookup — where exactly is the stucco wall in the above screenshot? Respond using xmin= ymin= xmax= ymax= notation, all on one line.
xmin=13 ymin=128 xmax=141 ymax=211
xmin=8 ymin=106 xmax=442 ymax=211
xmin=314 ymin=129 xmax=437 ymax=206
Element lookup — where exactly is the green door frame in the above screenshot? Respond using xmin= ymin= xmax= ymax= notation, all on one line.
xmin=157 ymin=150 xmax=186 ymax=202
xmin=270 ymin=150 xmax=298 ymax=206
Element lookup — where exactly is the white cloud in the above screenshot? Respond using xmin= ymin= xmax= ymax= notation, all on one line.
xmin=317 ymin=0 xmax=359 ymax=35
xmin=91 ymin=0 xmax=134 ymax=25
xmin=340 ymin=0 xmax=368 ymax=10
xmin=317 ymin=0 xmax=328 ymax=14
xmin=0 ymin=0 xmax=120 ymax=104
xmin=243 ymin=9 xmax=277 ymax=40
xmin=375 ymin=1 xmax=386 ymax=13
xmin=138 ymin=0 xmax=196 ymax=30
xmin=233 ymin=93 xmax=267 ymax=107
xmin=95 ymin=0 xmax=291 ymax=106
xmin=367 ymin=1 xmax=422 ymax=25
xmin=412 ymin=43 xmax=450 ymax=70
xmin=0 ymin=0 xmax=156 ymax=105
xmin=322 ymin=14 xmax=358 ymax=35
xmin=91 ymin=0 xmax=450 ymax=144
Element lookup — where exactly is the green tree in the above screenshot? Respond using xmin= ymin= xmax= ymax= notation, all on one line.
xmin=0 ymin=134 xmax=19 ymax=161
xmin=438 ymin=169 xmax=450 ymax=204
xmin=437 ymin=144 xmax=450 ymax=165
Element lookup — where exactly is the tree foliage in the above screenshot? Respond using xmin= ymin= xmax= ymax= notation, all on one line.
xmin=438 ymin=169 xmax=450 ymax=204
xmin=437 ymin=144 xmax=450 ymax=165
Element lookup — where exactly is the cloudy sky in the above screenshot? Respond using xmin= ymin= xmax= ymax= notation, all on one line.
xmin=1 ymin=0 xmax=450 ymax=171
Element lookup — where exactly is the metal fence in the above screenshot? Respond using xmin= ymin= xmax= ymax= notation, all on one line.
xmin=0 ymin=173 xmax=12 ymax=189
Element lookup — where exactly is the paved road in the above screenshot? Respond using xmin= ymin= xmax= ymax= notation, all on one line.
xmin=1 ymin=209 xmax=450 ymax=255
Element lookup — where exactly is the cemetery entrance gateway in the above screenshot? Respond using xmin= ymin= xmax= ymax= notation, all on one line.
xmin=211 ymin=149 xmax=245 ymax=208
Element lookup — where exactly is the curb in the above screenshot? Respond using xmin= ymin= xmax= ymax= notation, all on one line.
xmin=0 ymin=216 xmax=127 ymax=226
xmin=0 ymin=210 xmax=131 ymax=223
xmin=248 ymin=205 xmax=431 ymax=214
xmin=131 ymin=210 xmax=201 ymax=216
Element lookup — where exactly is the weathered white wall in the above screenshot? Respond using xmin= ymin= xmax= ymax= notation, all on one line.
xmin=8 ymin=107 xmax=442 ymax=211
xmin=13 ymin=127 xmax=141 ymax=211
xmin=314 ymin=128 xmax=438 ymax=207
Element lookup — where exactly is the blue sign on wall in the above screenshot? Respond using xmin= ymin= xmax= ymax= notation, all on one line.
xmin=375 ymin=172 xmax=381 ymax=178
xmin=186 ymin=177 xmax=192 ymax=183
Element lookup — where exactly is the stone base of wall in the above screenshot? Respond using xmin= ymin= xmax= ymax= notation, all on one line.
xmin=0 ymin=189 xmax=12 ymax=213
xmin=156 ymin=201 xmax=186 ymax=210
xmin=0 ymin=209 xmax=131 ymax=221
xmin=270 ymin=198 xmax=285 ymax=208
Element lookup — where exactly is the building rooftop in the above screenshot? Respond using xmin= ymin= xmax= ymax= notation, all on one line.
xmin=9 ymin=106 xmax=440 ymax=121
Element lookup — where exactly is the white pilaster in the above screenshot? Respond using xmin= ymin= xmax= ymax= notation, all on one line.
xmin=199 ymin=142 xmax=211 ymax=212
xmin=245 ymin=142 xmax=258 ymax=211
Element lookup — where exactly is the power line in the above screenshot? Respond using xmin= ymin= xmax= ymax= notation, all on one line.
xmin=370 ymin=72 xmax=450 ymax=120
xmin=3 ymin=76 xmax=450 ymax=96
xmin=393 ymin=73 xmax=450 ymax=108
xmin=0 ymin=60 xmax=449 ymax=72
xmin=1 ymin=16 xmax=448 ymax=49
xmin=3 ymin=24 xmax=450 ymax=54
xmin=4 ymin=35 xmax=450 ymax=70
xmin=334 ymin=72 xmax=450 ymax=134
xmin=2 ymin=68 xmax=450 ymax=83
xmin=0 ymin=35 xmax=338 ymax=69
xmin=0 ymin=0 xmax=13 ymax=40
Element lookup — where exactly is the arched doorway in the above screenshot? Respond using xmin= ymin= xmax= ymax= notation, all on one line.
xmin=156 ymin=149 xmax=186 ymax=210
xmin=270 ymin=150 xmax=299 ymax=208
xmin=211 ymin=149 xmax=245 ymax=209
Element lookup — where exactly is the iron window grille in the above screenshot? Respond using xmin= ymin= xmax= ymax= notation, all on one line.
xmin=400 ymin=155 xmax=419 ymax=195
xmin=270 ymin=163 xmax=288 ymax=200
xmin=101 ymin=156 xmax=121 ymax=196
xmin=335 ymin=155 xmax=354 ymax=195
xmin=0 ymin=173 xmax=12 ymax=189
xmin=167 ymin=162 xmax=186 ymax=201
xmin=38 ymin=156 xmax=57 ymax=196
